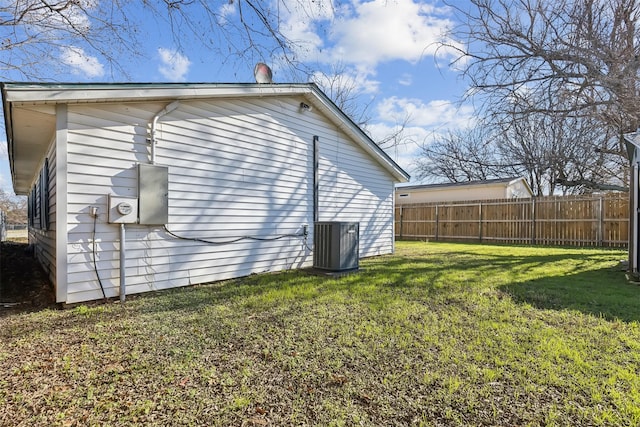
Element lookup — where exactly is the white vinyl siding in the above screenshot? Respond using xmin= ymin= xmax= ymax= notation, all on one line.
xmin=66 ymin=103 xmax=150 ymax=302
xmin=315 ymin=133 xmax=394 ymax=257
xmin=63 ymin=96 xmax=396 ymax=303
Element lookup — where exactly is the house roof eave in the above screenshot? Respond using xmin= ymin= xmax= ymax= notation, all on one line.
xmin=305 ymin=84 xmax=409 ymax=182
xmin=2 ymin=82 xmax=410 ymax=187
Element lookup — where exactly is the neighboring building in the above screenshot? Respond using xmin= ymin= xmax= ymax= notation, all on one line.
xmin=2 ymin=82 xmax=409 ymax=304
xmin=395 ymin=177 xmax=533 ymax=205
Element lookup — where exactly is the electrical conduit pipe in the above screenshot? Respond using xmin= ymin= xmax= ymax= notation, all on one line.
xmin=149 ymin=100 xmax=180 ymax=164
xmin=116 ymin=101 xmax=180 ymax=302
xmin=120 ymin=223 xmax=126 ymax=302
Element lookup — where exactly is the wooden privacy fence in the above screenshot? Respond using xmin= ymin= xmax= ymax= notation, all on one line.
xmin=395 ymin=194 xmax=629 ymax=247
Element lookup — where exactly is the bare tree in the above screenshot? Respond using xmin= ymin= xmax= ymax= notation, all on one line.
xmin=415 ymin=126 xmax=508 ymax=183
xmin=0 ymin=189 xmax=26 ymax=224
xmin=444 ymin=0 xmax=640 ymax=191
xmin=493 ymin=88 xmax=627 ymax=195
xmin=309 ymin=63 xmax=375 ymax=128
xmin=373 ymin=114 xmax=415 ymax=150
xmin=1 ymin=1 xmax=138 ymax=79
xmin=2 ymin=1 xmax=418 ymax=160
xmin=0 ymin=0 xmax=332 ymax=80
xmin=417 ymin=89 xmax=627 ymax=195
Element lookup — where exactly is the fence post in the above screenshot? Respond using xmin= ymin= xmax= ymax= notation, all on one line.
xmin=479 ymin=202 xmax=483 ymax=242
xmin=435 ymin=204 xmax=439 ymax=241
xmin=399 ymin=205 xmax=404 ymax=239
xmin=598 ymin=196 xmax=603 ymax=246
xmin=531 ymin=198 xmax=536 ymax=245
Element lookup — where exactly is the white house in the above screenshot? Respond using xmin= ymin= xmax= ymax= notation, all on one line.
xmin=395 ymin=177 xmax=533 ymax=205
xmin=2 ymin=82 xmax=409 ymax=304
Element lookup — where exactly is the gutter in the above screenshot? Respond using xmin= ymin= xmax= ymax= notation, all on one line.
xmin=0 ymin=83 xmax=16 ymax=190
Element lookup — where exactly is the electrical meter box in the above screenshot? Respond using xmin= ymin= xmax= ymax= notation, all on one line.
xmin=108 ymin=195 xmax=138 ymax=224
xmin=138 ymin=163 xmax=169 ymax=225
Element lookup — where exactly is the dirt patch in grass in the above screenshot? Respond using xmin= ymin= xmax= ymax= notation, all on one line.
xmin=0 ymin=241 xmax=56 ymax=313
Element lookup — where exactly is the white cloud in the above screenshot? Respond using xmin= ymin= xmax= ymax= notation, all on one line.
xmin=311 ymin=68 xmax=379 ymax=97
xmin=398 ymin=73 xmax=413 ymax=86
xmin=377 ymin=96 xmax=475 ymax=129
xmin=368 ymin=96 xmax=477 ymax=175
xmin=327 ymin=0 xmax=462 ymax=67
xmin=276 ymin=0 xmax=464 ymax=91
xmin=367 ymin=122 xmax=429 ymax=175
xmin=158 ymin=48 xmax=191 ymax=82
xmin=279 ymin=0 xmax=463 ymax=74
xmin=60 ymin=47 xmax=104 ymax=78
xmin=220 ymin=2 xmax=235 ymax=15
xmin=279 ymin=0 xmax=334 ymax=62
xmin=217 ymin=2 xmax=237 ymax=25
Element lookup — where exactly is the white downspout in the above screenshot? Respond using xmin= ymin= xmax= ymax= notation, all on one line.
xmin=120 ymin=223 xmax=126 ymax=303
xmin=149 ymin=101 xmax=180 ymax=164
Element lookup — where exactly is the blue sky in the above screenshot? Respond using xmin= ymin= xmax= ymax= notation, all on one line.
xmin=0 ymin=0 xmax=476 ymax=194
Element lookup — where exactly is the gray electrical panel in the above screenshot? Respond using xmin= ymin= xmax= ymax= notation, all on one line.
xmin=138 ymin=163 xmax=169 ymax=225
xmin=313 ymin=222 xmax=359 ymax=271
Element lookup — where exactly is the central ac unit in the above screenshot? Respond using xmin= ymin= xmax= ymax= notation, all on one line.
xmin=313 ymin=222 xmax=359 ymax=271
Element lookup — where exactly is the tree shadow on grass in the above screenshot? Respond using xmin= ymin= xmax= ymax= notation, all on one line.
xmin=5 ymin=238 xmax=638 ymax=331
xmin=133 ymin=250 xmax=634 ymax=317
xmin=500 ymin=265 xmax=640 ymax=323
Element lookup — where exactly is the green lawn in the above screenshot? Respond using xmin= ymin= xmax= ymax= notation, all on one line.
xmin=1 ymin=242 xmax=639 ymax=426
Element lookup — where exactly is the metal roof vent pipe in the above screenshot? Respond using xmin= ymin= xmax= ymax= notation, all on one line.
xmin=254 ymin=62 xmax=273 ymax=83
